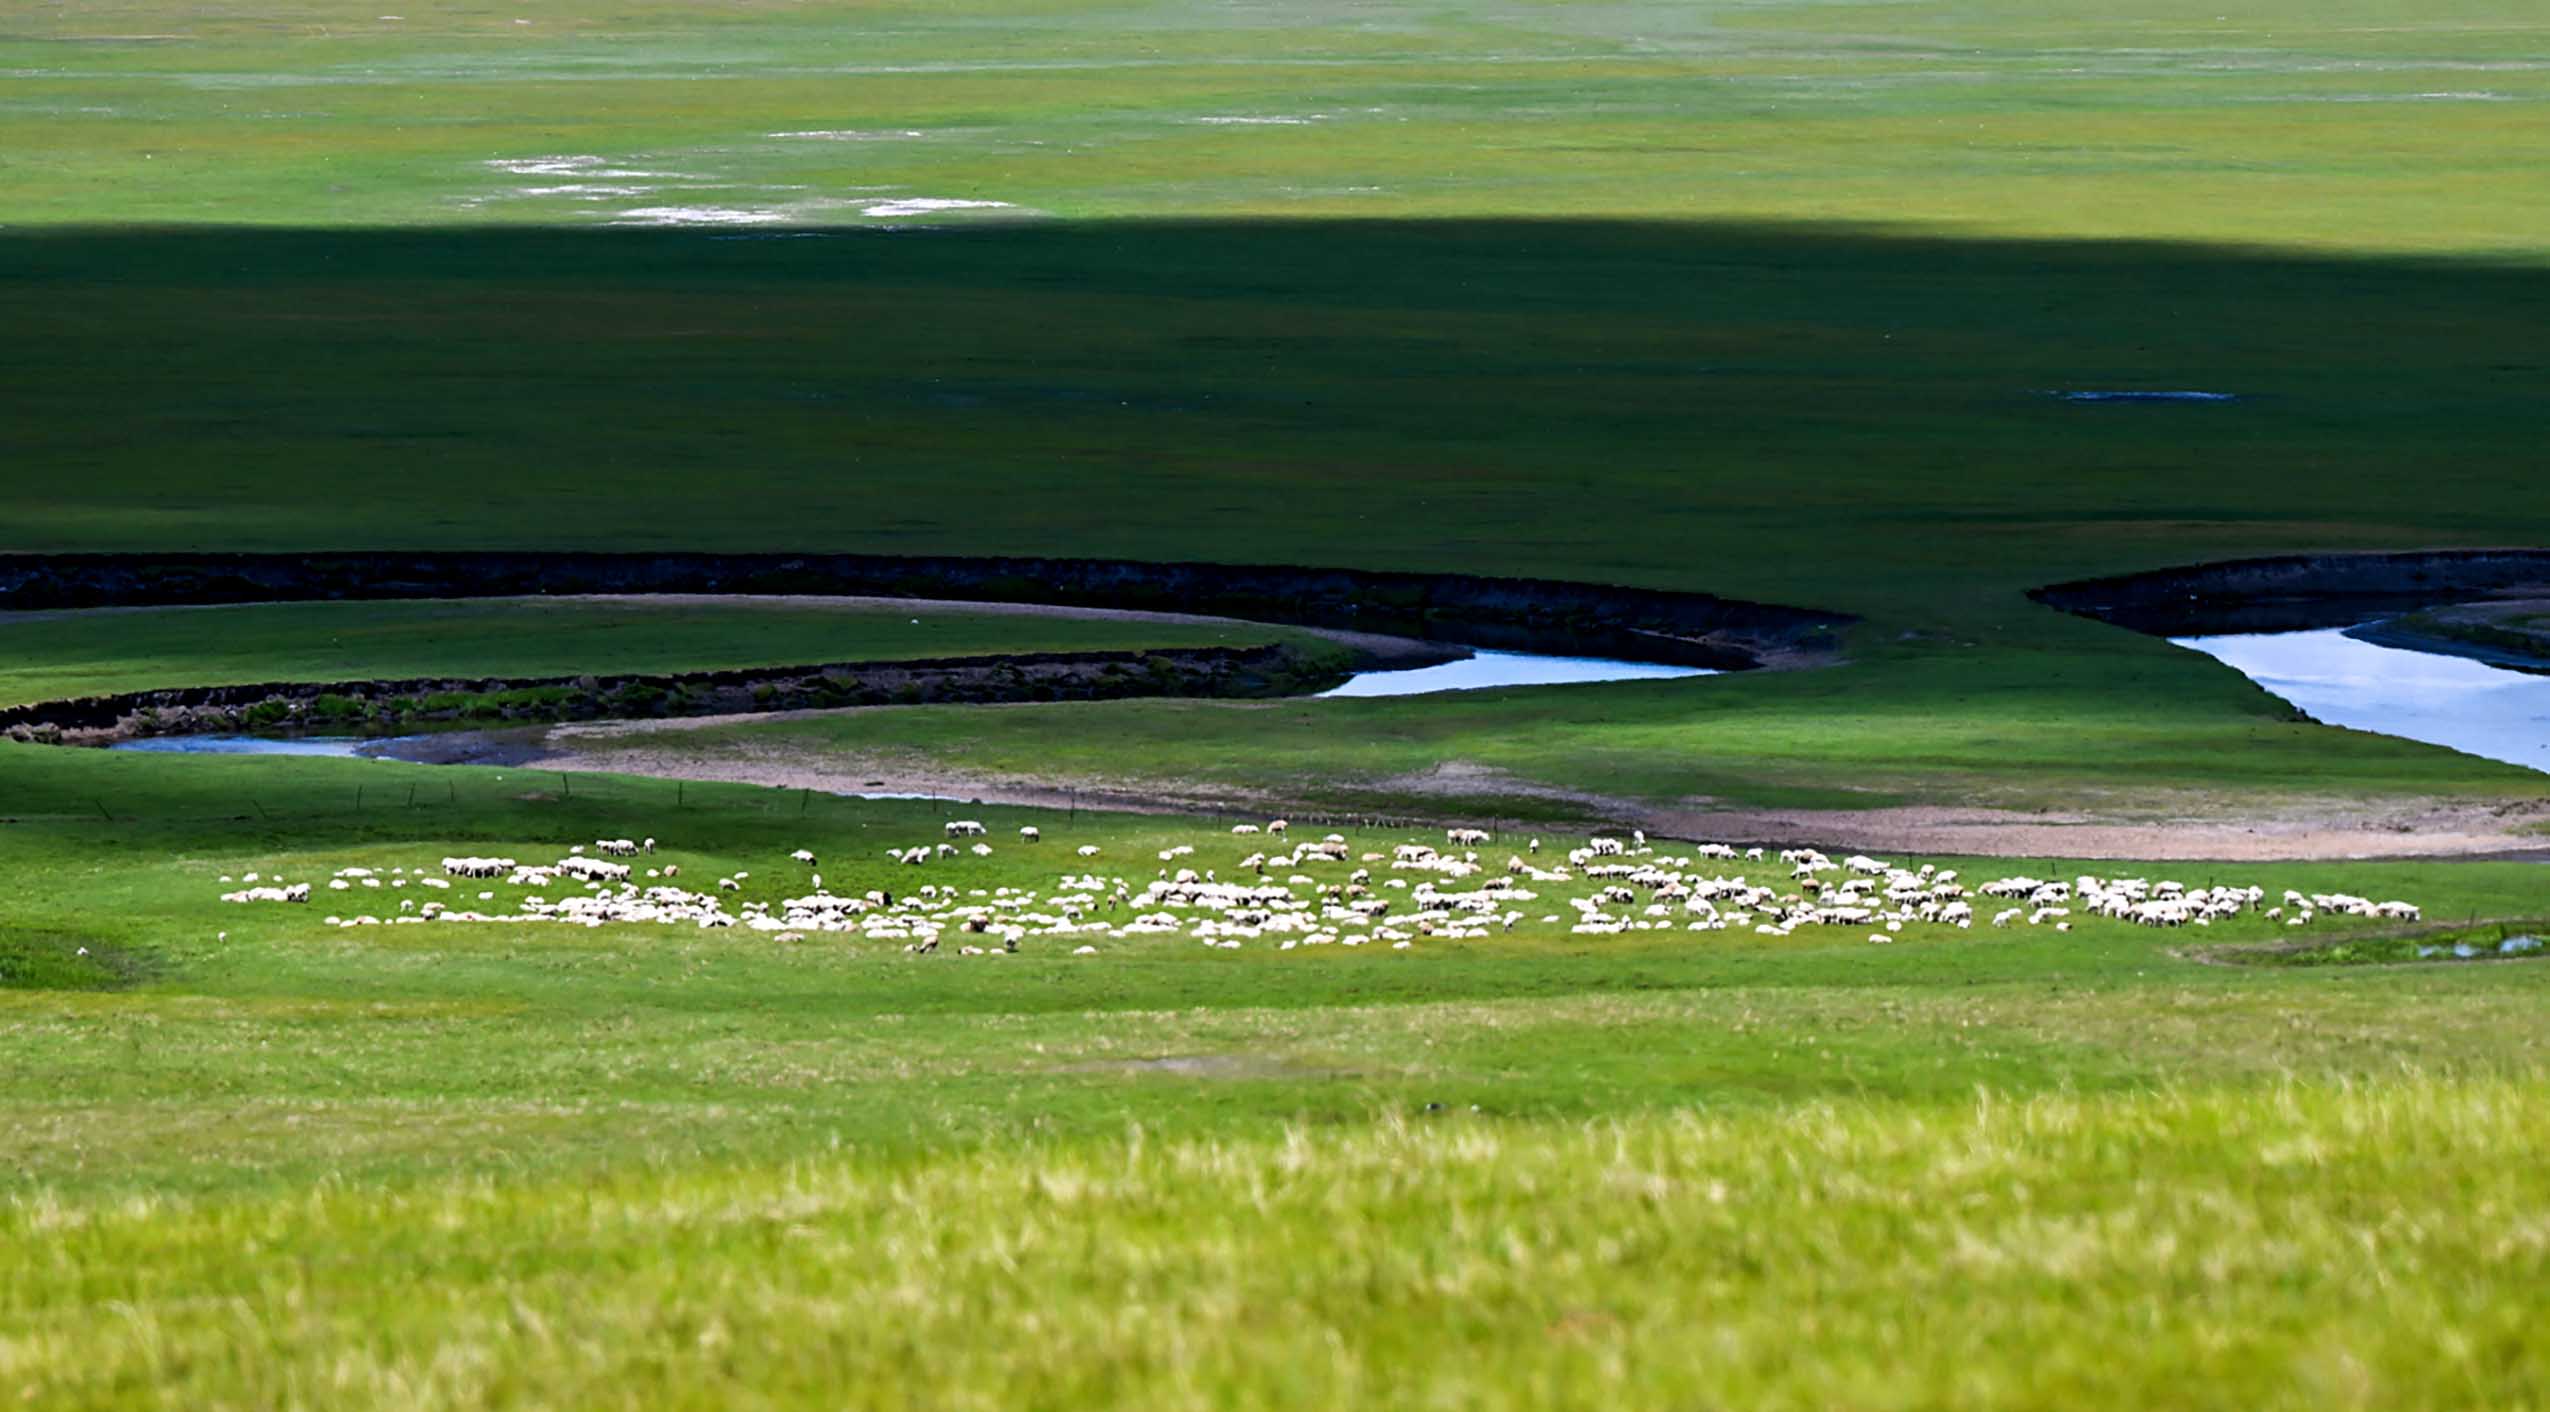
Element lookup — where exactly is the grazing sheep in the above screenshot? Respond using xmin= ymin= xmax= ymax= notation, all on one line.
xmin=218 ymin=826 xmax=2424 ymax=965
xmin=221 ymin=883 xmax=310 ymax=905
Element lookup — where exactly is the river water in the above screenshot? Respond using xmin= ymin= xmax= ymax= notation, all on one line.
xmin=110 ymin=734 xmax=383 ymax=758
xmin=2173 ymin=626 xmax=2550 ymax=772
xmin=1317 ymin=649 xmax=1714 ymax=697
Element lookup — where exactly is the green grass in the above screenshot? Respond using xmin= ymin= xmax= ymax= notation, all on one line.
xmin=0 ymin=597 xmax=1331 ymax=706
xmin=11 ymin=1 xmax=2550 ymax=1403
xmin=10 ymin=1080 xmax=2548 ymax=1411
xmin=2 ymin=785 xmax=2547 ymax=1402
xmin=4 ymin=745 xmax=2548 ymax=1404
xmin=7 ymin=0 xmax=2547 ymax=250
xmin=2225 ymin=922 xmax=2549 ymax=968
xmin=592 ymin=626 xmax=2550 ymax=816
xmin=9 ymin=219 xmax=2549 ymax=810
xmin=5 ymin=1 xmax=2549 ymax=812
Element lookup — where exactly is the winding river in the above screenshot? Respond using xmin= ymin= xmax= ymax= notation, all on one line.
xmin=104 ymin=625 xmax=2550 ymax=773
xmin=56 ymin=546 xmax=2550 ymax=778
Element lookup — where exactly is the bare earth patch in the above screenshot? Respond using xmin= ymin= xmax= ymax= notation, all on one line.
xmin=513 ymin=732 xmax=2550 ymax=862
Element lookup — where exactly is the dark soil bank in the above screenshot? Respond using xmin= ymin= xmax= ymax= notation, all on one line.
xmin=2032 ymin=550 xmax=2550 ymax=636
xmin=2349 ymin=601 xmax=2550 ymax=677
xmin=0 ymin=552 xmax=1852 ymax=670
xmin=1 ymin=644 xmax=1336 ymax=746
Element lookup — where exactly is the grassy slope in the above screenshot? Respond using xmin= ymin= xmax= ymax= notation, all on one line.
xmin=0 ymin=598 xmax=1329 ymax=705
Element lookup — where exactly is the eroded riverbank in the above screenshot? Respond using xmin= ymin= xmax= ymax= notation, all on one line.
xmin=13 ymin=642 xmax=1353 ymax=747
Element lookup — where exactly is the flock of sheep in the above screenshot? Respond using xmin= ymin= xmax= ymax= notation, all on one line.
xmin=213 ymin=820 xmax=2423 ymax=954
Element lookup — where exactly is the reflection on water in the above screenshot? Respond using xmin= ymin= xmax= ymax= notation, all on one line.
xmin=2174 ymin=626 xmax=2550 ymax=772
xmin=110 ymin=735 xmax=385 ymax=758
xmin=1317 ymin=649 xmax=1715 ymax=698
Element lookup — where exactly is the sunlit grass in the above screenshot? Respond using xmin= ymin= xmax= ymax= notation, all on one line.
xmin=7 ymin=1079 xmax=2544 ymax=1409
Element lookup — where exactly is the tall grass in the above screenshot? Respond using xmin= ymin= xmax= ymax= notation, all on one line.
xmin=6 ymin=1078 xmax=2542 ymax=1409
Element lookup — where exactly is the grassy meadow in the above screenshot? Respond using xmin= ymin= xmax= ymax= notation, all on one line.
xmin=5 ymin=765 xmax=2550 ymax=1405
xmin=6 ymin=0 xmax=2547 ymax=249
xmin=9 ymin=218 xmax=2550 ymax=814
xmin=7 ymin=0 xmax=2550 ymax=1404
xmin=3 ymin=2 xmax=2547 ymax=814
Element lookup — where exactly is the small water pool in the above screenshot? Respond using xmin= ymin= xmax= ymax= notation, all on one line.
xmin=2173 ymin=626 xmax=2550 ymax=772
xmin=110 ymin=735 xmax=389 ymax=758
xmin=1317 ymin=649 xmax=1716 ymax=698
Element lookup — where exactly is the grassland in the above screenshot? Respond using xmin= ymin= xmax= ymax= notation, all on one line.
xmin=4 ymin=766 xmax=2549 ymax=1405
xmin=8 ymin=0 xmax=2550 ymax=1404
xmin=7 ymin=0 xmax=2547 ymax=249
xmin=581 ymin=640 xmax=2550 ymax=821
xmin=12 ymin=1083 xmax=2548 ymax=1410
xmin=10 ymin=217 xmax=2550 ymax=815
xmin=0 ymin=597 xmax=1331 ymax=706
xmin=4 ymin=3 xmax=2548 ymax=819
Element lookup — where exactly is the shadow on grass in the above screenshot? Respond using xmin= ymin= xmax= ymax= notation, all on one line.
xmin=0 ymin=929 xmax=160 ymax=991
xmin=2 ymin=218 xmax=2544 ymax=616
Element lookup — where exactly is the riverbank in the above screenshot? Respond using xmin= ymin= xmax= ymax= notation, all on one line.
xmin=2349 ymin=600 xmax=2550 ymax=677
xmin=2 ymin=642 xmax=1363 ymax=748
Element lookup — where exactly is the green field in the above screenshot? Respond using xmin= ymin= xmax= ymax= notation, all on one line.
xmin=0 ymin=597 xmax=1328 ymax=705
xmin=7 ymin=0 xmax=2550 ymax=1405
xmin=9 ymin=0 xmax=2547 ymax=247
xmin=6 ymin=772 xmax=2550 ymax=1405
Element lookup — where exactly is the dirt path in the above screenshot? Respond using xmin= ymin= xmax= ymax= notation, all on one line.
xmin=1632 ymin=800 xmax=2550 ymax=863
xmin=502 ymin=730 xmax=2550 ymax=862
